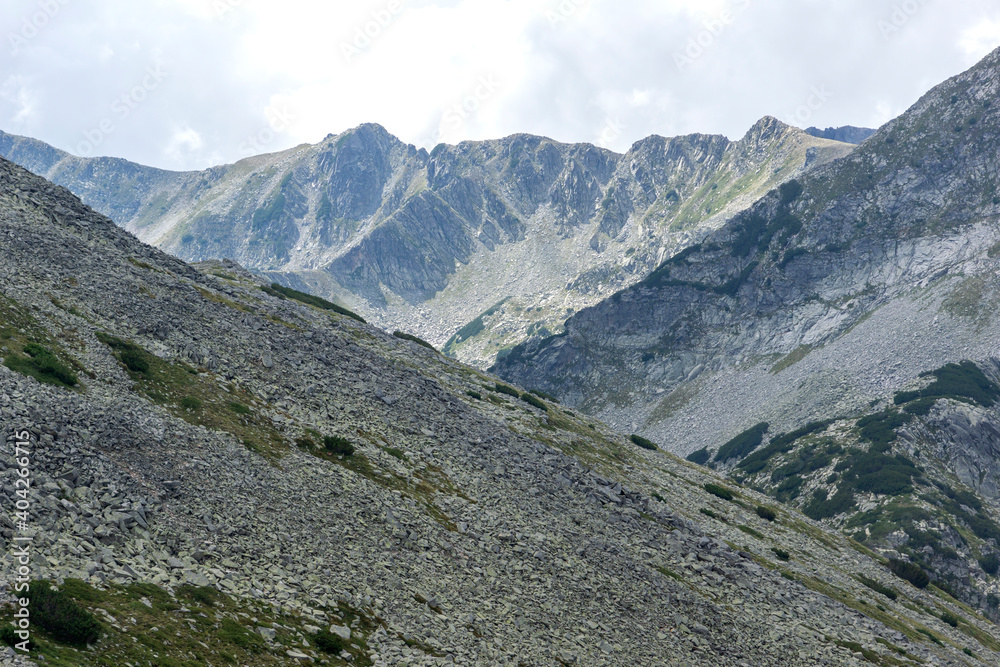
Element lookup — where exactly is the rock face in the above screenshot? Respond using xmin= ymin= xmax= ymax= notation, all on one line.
xmin=0 ymin=119 xmax=854 ymax=369
xmin=2 ymin=157 xmax=998 ymax=664
xmin=494 ymin=45 xmax=1000 ymax=453
xmin=805 ymin=125 xmax=877 ymax=144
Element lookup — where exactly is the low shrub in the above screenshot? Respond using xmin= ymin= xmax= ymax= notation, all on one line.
xmin=704 ymin=483 xmax=734 ymax=501
xmin=263 ymin=283 xmax=366 ymax=323
xmin=714 ymin=422 xmax=769 ymax=463
xmin=495 ymin=383 xmax=520 ymax=398
xmin=803 ymin=487 xmax=857 ymax=520
xmin=856 ymin=574 xmax=898 ymax=600
xmin=940 ymin=611 xmax=960 ymax=628
xmin=323 ymin=435 xmax=355 ymax=456
xmin=314 ymin=630 xmax=345 ymax=654
xmin=384 ymin=447 xmax=407 ymax=460
xmin=894 ymin=361 xmax=1000 ymax=408
xmin=700 ymin=508 xmax=726 ymax=522
xmin=529 ymin=389 xmax=559 ymax=403
xmin=771 ymin=547 xmax=791 ymax=561
xmin=465 ymin=390 xmax=482 ymax=400
xmin=629 ymin=434 xmax=658 ymax=451
xmin=979 ymin=553 xmax=1000 ymax=576
xmin=686 ymin=448 xmax=711 ymax=465
xmin=856 ymin=409 xmax=912 ymax=451
xmin=28 ymin=581 xmax=102 ymax=646
xmin=755 ymin=505 xmax=777 ymax=522
xmin=393 ymin=331 xmax=436 ymax=351
xmin=888 ymin=558 xmax=930 ymax=589
xmin=120 ymin=348 xmax=150 ymax=374
xmin=228 ymin=401 xmax=251 ymax=415
xmin=180 ymin=396 xmax=203 ymax=411
xmin=520 ymin=392 xmax=548 ymax=411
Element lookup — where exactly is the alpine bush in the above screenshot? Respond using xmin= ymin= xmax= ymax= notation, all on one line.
xmin=323 ymin=436 xmax=355 ymax=456
xmin=714 ymin=422 xmax=769 ymax=463
xmin=888 ymin=558 xmax=930 ymax=589
xmin=686 ymin=448 xmax=711 ymax=466
xmin=629 ymin=434 xmax=658 ymax=451
xmin=28 ymin=581 xmax=102 ymax=646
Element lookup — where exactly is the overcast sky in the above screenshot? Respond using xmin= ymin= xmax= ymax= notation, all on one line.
xmin=2 ymin=0 xmax=999 ymax=172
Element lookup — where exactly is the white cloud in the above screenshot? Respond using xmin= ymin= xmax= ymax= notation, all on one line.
xmin=164 ymin=126 xmax=204 ymax=164
xmin=0 ymin=76 xmax=38 ymax=129
xmin=958 ymin=17 xmax=1000 ymax=64
xmin=2 ymin=0 xmax=998 ymax=170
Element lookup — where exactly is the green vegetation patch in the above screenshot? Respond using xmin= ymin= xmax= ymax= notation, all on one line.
xmin=737 ymin=419 xmax=834 ymax=474
xmin=1 ymin=578 xmax=376 ymax=666
xmin=4 ymin=342 xmax=79 ymax=388
xmin=261 ymin=283 xmax=366 ymax=323
xmin=441 ymin=297 xmax=510 ymax=355
xmin=686 ymin=447 xmax=711 ymax=466
xmin=856 ymin=409 xmax=912 ymax=451
xmin=888 ymin=558 xmax=930 ymax=589
xmin=704 ymin=483 xmax=736 ymax=501
xmin=323 ymin=435 xmax=356 ymax=456
xmin=520 ymin=391 xmax=548 ymax=411
xmin=894 ymin=360 xmax=1000 ymax=409
xmin=629 ymin=434 xmax=658 ymax=451
xmin=393 ymin=330 xmax=436 ymax=351
xmin=28 ymin=580 xmax=102 ymax=646
xmin=96 ymin=333 xmax=287 ymax=457
xmin=856 ymin=574 xmax=898 ymax=601
xmin=714 ymin=422 xmax=769 ymax=463
xmin=0 ymin=296 xmax=85 ymax=389
xmin=494 ymin=383 xmax=520 ymax=398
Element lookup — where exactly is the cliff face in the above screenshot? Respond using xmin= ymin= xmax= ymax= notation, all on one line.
xmin=0 ymin=119 xmax=853 ymax=368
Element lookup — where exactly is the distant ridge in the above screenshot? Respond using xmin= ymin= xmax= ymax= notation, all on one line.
xmin=804 ymin=125 xmax=876 ymax=144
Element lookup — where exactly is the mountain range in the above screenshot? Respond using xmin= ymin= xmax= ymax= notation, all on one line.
xmin=0 ymin=118 xmax=855 ymax=369
xmin=2 ymin=148 xmax=999 ymax=665
xmin=3 ymin=42 xmax=1000 ymax=667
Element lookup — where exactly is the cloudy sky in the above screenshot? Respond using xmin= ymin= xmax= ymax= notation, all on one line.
xmin=2 ymin=0 xmax=999 ymax=172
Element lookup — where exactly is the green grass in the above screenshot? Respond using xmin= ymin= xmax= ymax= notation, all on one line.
xmin=4 ymin=343 xmax=79 ymax=388
xmin=96 ymin=333 xmax=287 ymax=457
xmin=0 ymin=579 xmax=375 ymax=666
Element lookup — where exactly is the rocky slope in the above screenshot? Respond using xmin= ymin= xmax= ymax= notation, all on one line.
xmin=2 ymin=158 xmax=999 ymax=665
xmin=684 ymin=359 xmax=1000 ymax=619
xmin=0 ymin=120 xmax=853 ymax=369
xmin=494 ymin=46 xmax=1000 ymax=452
